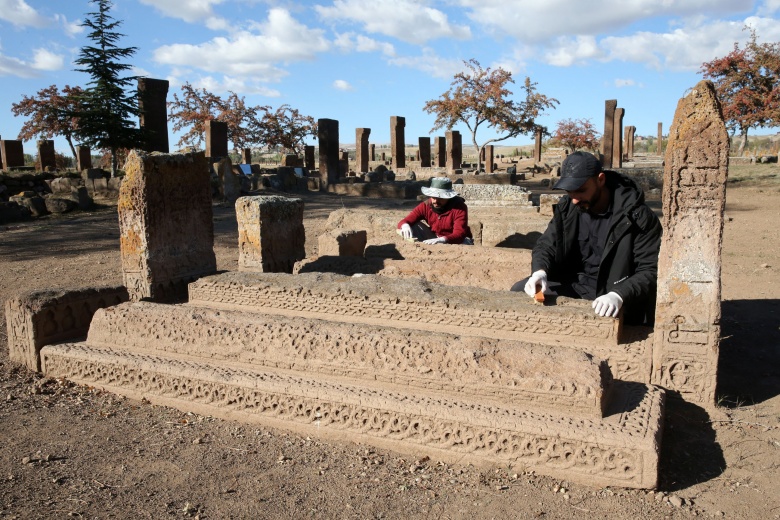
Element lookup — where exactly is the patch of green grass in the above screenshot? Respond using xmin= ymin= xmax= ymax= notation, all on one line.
xmin=728 ymin=162 xmax=780 ymax=187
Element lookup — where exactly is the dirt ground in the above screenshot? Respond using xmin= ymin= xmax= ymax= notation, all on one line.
xmin=1 ymin=165 xmax=779 ymax=519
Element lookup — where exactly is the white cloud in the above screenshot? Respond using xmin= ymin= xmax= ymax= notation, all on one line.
xmin=316 ymin=0 xmax=471 ymax=44
xmin=460 ymin=0 xmax=754 ymax=43
xmin=387 ymin=49 xmax=465 ymax=79
xmin=137 ymin=0 xmax=228 ymax=28
xmin=132 ymin=66 xmax=152 ymax=77
xmin=0 ymin=0 xmax=47 ymax=27
xmin=544 ymin=35 xmax=602 ymax=67
xmin=53 ymin=13 xmax=83 ymax=37
xmin=0 ymin=53 xmax=36 ymax=77
xmin=334 ymin=32 xmax=396 ymax=56
xmin=30 ymin=48 xmax=63 ymax=70
xmin=153 ymin=8 xmax=329 ymax=80
xmin=757 ymin=0 xmax=780 ymax=15
xmin=333 ymin=79 xmax=353 ymax=91
xmin=191 ymin=75 xmax=282 ymax=97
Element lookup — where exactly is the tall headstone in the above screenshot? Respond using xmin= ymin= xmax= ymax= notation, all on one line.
xmin=651 ymin=80 xmax=729 ymax=406
xmin=612 ymin=108 xmax=624 ymax=169
xmin=138 ymin=78 xmax=170 ymax=153
xmin=534 ymin=128 xmax=543 ymax=163
xmin=370 ymin=144 xmax=375 ymax=162
xmin=242 ymin=148 xmax=252 ymax=164
xmin=118 ymin=151 xmax=216 ymax=303
xmin=485 ymin=145 xmax=495 ymax=173
xmin=304 ymin=145 xmax=315 ymax=170
xmin=236 ymin=195 xmax=305 ymax=274
xmin=435 ymin=137 xmax=446 ymax=167
xmin=419 ymin=137 xmax=431 ymax=167
xmin=205 ymin=120 xmax=228 ymax=159
xmin=390 ymin=116 xmax=406 ymax=168
xmin=627 ymin=126 xmax=636 ymax=160
xmin=318 ymin=118 xmax=339 ymax=189
xmin=1 ymin=140 xmax=24 ymax=170
xmin=657 ymin=122 xmax=663 ymax=155
xmin=445 ymin=130 xmax=462 ymax=174
xmin=76 ymin=145 xmax=92 ymax=171
xmin=601 ymin=100 xmax=617 ymax=168
xmin=356 ymin=128 xmax=371 ymax=173
xmin=37 ymin=139 xmax=56 ymax=171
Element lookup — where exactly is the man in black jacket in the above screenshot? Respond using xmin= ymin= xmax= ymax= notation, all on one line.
xmin=511 ymin=151 xmax=661 ymax=325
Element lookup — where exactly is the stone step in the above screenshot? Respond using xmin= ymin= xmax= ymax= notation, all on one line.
xmin=84 ymin=301 xmax=611 ymax=419
xmin=40 ymin=341 xmax=664 ymax=489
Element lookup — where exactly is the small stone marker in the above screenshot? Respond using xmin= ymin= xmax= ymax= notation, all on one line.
xmin=318 ymin=229 xmax=367 ymax=257
xmin=236 ymin=195 xmax=305 ymax=273
xmin=651 ymin=80 xmax=728 ymax=406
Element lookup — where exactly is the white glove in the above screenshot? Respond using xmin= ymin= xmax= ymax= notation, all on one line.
xmin=423 ymin=236 xmax=447 ymax=245
xmin=399 ymin=223 xmax=412 ymax=239
xmin=593 ymin=292 xmax=623 ymax=317
xmin=523 ymin=270 xmax=548 ymax=297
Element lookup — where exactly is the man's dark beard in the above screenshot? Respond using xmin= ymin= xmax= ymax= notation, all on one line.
xmin=431 ymin=198 xmax=453 ymax=214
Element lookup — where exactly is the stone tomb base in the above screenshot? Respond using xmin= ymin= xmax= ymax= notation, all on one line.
xmin=39 ymin=272 xmax=664 ymax=489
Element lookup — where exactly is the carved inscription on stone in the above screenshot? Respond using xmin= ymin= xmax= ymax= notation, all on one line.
xmin=118 ymin=151 xmax=216 ymax=302
xmin=651 ymin=80 xmax=728 ymax=405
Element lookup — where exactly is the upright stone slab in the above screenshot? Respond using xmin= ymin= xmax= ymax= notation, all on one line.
xmin=215 ymin=157 xmax=241 ymax=205
xmin=1 ymin=140 xmax=24 ymax=170
xmin=446 ymin=131 xmax=462 ymax=174
xmin=236 ymin=195 xmax=305 ymax=273
xmin=304 ymin=145 xmax=315 ymax=170
xmin=390 ymin=116 xmax=406 ymax=168
xmin=356 ymin=128 xmax=371 ymax=173
xmin=138 ymin=78 xmax=170 ymax=153
xmin=77 ymin=145 xmax=92 ymax=171
xmin=485 ymin=145 xmax=495 ymax=173
xmin=627 ymin=126 xmax=636 ymax=159
xmin=657 ymin=122 xmax=663 ymax=155
xmin=318 ymin=118 xmax=339 ymax=190
xmin=612 ymin=108 xmax=624 ymax=169
xmin=37 ymin=140 xmax=56 ymax=171
xmin=601 ymin=100 xmax=617 ymax=169
xmin=651 ymin=80 xmax=728 ymax=406
xmin=118 ymin=151 xmax=216 ymax=302
xmin=534 ymin=127 xmax=543 ymax=163
xmin=242 ymin=148 xmax=252 ymax=164
xmin=205 ymin=120 xmax=228 ymax=159
xmin=419 ymin=137 xmax=431 ymax=167
xmin=435 ymin=137 xmax=446 ymax=167
xmin=370 ymin=144 xmax=376 ymax=162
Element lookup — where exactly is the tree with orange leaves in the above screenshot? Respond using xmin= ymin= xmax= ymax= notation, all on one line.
xmin=424 ymin=59 xmax=558 ymax=171
xmin=11 ymin=84 xmax=84 ymax=161
xmin=257 ymin=105 xmax=317 ymax=155
xmin=701 ymin=27 xmax=780 ymax=155
xmin=553 ymin=118 xmax=601 ymax=153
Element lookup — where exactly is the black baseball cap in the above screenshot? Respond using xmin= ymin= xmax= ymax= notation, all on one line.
xmin=553 ymin=151 xmax=602 ymax=191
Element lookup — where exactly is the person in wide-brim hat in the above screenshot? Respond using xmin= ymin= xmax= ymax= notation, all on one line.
xmin=397 ymin=177 xmax=473 ymax=245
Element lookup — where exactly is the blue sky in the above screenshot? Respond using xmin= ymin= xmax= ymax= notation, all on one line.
xmin=2 ymin=0 xmax=779 ymax=156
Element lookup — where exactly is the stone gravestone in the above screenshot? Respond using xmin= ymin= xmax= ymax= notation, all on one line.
xmin=446 ymin=131 xmax=462 ymax=174
xmin=1 ymin=140 xmax=24 ymax=170
xmin=37 ymin=140 xmax=56 ymax=171
xmin=370 ymin=143 xmax=375 ymax=162
xmin=651 ymin=80 xmax=728 ymax=406
xmin=657 ymin=122 xmax=663 ymax=155
xmin=534 ymin=127 xmax=543 ymax=163
xmin=419 ymin=137 xmax=431 ymax=168
xmin=205 ymin=120 xmax=228 ymax=159
xmin=242 ymin=148 xmax=252 ymax=164
xmin=390 ymin=116 xmax=405 ymax=168
xmin=601 ymin=100 xmax=617 ymax=169
xmin=137 ymin=78 xmax=170 ymax=153
xmin=435 ymin=136 xmax=446 ymax=167
xmin=318 ymin=118 xmax=339 ymax=190
xmin=612 ymin=108 xmax=624 ymax=169
xmin=485 ymin=145 xmax=494 ymax=173
xmin=77 ymin=145 xmax=92 ymax=171
xmin=304 ymin=145 xmax=315 ymax=170
xmin=215 ymin=157 xmax=241 ymax=205
xmin=236 ymin=195 xmax=305 ymax=274
xmin=356 ymin=128 xmax=371 ymax=173
xmin=118 ymin=151 xmax=216 ymax=302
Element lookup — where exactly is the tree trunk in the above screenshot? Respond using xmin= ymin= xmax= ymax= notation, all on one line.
xmin=472 ymin=132 xmax=481 ymax=172
xmin=737 ymin=127 xmax=749 ymax=156
xmin=65 ymin=136 xmax=77 ymax=163
xmin=111 ymin=147 xmax=118 ymax=178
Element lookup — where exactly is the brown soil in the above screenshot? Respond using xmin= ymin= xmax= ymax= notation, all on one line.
xmin=1 ymin=173 xmax=779 ymax=519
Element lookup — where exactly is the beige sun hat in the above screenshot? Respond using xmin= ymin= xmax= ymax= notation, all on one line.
xmin=421 ymin=177 xmax=458 ymax=199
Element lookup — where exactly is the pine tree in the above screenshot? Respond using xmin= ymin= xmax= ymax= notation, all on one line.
xmin=74 ymin=0 xmax=139 ymax=176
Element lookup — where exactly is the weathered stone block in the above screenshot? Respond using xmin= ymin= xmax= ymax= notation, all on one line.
xmin=651 ymin=80 xmax=728 ymax=406
xmin=118 ymin=151 xmax=216 ymax=302
xmin=45 ymin=197 xmax=76 ymax=214
xmin=215 ymin=157 xmax=241 ymax=204
xmin=5 ymin=285 xmax=128 ymax=371
xmin=453 ymin=185 xmax=533 ymax=207
xmin=236 ymin=195 xmax=305 ymax=273
xmin=1 ymin=140 xmax=24 ymax=170
xmin=318 ymin=228 xmax=367 ymax=257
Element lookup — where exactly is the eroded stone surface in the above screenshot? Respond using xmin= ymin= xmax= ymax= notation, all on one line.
xmin=118 ymin=151 xmax=216 ymax=302
xmin=652 ymin=80 xmax=728 ymax=405
xmin=5 ymin=285 xmax=128 ymax=371
xmin=317 ymin=228 xmax=367 ymax=257
xmin=236 ymin=195 xmax=305 ymax=273
xmin=452 ymin=185 xmax=533 ymax=207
